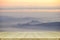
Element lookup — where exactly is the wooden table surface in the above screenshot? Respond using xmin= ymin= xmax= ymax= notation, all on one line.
xmin=0 ymin=32 xmax=60 ymax=40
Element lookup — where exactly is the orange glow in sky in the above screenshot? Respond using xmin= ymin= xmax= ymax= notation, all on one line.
xmin=0 ymin=10 xmax=60 ymax=12
xmin=0 ymin=0 xmax=60 ymax=7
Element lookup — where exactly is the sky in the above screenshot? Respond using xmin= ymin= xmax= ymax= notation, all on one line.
xmin=0 ymin=0 xmax=60 ymax=7
xmin=0 ymin=0 xmax=60 ymax=11
xmin=0 ymin=0 xmax=60 ymax=22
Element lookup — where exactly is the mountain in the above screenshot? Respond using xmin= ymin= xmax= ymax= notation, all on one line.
xmin=17 ymin=20 xmax=60 ymax=27
xmin=40 ymin=22 xmax=60 ymax=26
xmin=0 ymin=16 xmax=60 ymax=31
xmin=17 ymin=20 xmax=41 ymax=26
xmin=0 ymin=16 xmax=41 ymax=27
xmin=0 ymin=16 xmax=60 ymax=28
xmin=16 ymin=21 xmax=60 ymax=31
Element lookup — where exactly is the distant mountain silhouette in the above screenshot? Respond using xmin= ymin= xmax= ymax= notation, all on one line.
xmin=0 ymin=16 xmax=60 ymax=27
xmin=16 ymin=21 xmax=60 ymax=31
xmin=17 ymin=20 xmax=41 ymax=26
xmin=0 ymin=16 xmax=60 ymax=31
xmin=17 ymin=20 xmax=60 ymax=26
xmin=40 ymin=22 xmax=60 ymax=26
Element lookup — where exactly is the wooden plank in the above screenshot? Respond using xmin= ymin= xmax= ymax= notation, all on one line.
xmin=0 ymin=32 xmax=60 ymax=40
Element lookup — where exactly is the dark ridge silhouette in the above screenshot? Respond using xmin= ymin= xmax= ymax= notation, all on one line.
xmin=40 ymin=22 xmax=60 ymax=26
xmin=17 ymin=22 xmax=60 ymax=26
xmin=0 ymin=16 xmax=60 ymax=31
xmin=17 ymin=22 xmax=60 ymax=31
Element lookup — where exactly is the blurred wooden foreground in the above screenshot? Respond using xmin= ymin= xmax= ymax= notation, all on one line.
xmin=0 ymin=32 xmax=60 ymax=40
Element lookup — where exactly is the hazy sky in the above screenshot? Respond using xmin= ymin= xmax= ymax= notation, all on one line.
xmin=0 ymin=12 xmax=60 ymax=23
xmin=0 ymin=0 xmax=60 ymax=7
xmin=0 ymin=0 xmax=60 ymax=22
